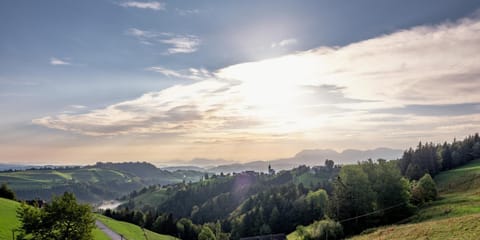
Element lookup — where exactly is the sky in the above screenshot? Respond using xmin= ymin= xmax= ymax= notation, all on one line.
xmin=1 ymin=0 xmax=480 ymax=165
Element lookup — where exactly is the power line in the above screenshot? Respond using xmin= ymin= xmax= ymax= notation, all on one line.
xmin=338 ymin=202 xmax=407 ymax=223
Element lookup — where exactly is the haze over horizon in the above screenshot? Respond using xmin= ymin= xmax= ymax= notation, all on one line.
xmin=1 ymin=1 xmax=480 ymax=165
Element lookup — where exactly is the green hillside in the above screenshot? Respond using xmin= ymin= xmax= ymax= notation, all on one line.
xmin=0 ymin=198 xmax=20 ymax=239
xmin=0 ymin=162 xmax=204 ymax=203
xmin=346 ymin=159 xmax=480 ymax=240
xmin=96 ymin=214 xmax=177 ymax=240
xmin=348 ymin=213 xmax=480 ymax=240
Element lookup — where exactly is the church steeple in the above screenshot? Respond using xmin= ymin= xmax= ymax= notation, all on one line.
xmin=268 ymin=163 xmax=275 ymax=175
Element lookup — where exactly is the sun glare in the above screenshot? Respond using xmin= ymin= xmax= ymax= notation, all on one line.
xmin=216 ymin=54 xmax=327 ymax=134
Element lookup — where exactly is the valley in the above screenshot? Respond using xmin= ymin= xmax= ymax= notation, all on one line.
xmin=0 ymin=162 xmax=204 ymax=203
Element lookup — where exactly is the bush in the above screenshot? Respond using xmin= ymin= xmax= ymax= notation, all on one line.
xmin=412 ymin=173 xmax=438 ymax=204
xmin=296 ymin=219 xmax=343 ymax=240
xmin=0 ymin=183 xmax=16 ymax=200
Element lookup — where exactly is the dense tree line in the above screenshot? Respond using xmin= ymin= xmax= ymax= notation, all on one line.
xmin=330 ymin=159 xmax=414 ymax=235
xmin=106 ymin=164 xmax=339 ymax=239
xmin=229 ymin=184 xmax=329 ymax=238
xmin=399 ymin=133 xmax=480 ymax=180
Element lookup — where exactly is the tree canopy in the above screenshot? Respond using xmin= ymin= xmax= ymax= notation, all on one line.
xmin=17 ymin=192 xmax=95 ymax=240
xmin=412 ymin=173 xmax=438 ymax=204
xmin=399 ymin=134 xmax=480 ymax=180
xmin=0 ymin=183 xmax=16 ymax=200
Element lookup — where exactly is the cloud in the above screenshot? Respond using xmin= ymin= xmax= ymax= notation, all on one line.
xmin=160 ymin=35 xmax=200 ymax=54
xmin=147 ymin=66 xmax=213 ymax=80
xmin=125 ymin=28 xmax=152 ymax=38
xmin=120 ymin=1 xmax=165 ymax=10
xmin=33 ymin=80 xmax=246 ymax=136
xmin=125 ymin=28 xmax=200 ymax=54
xmin=69 ymin=105 xmax=87 ymax=109
xmin=35 ymin=15 xmax=480 ymax=144
xmin=370 ymin=103 xmax=480 ymax=117
xmin=50 ymin=57 xmax=71 ymax=66
xmin=176 ymin=8 xmax=200 ymax=16
xmin=271 ymin=38 xmax=297 ymax=48
xmin=125 ymin=28 xmax=163 ymax=45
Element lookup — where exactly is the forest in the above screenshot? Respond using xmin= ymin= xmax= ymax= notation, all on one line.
xmin=101 ymin=134 xmax=480 ymax=239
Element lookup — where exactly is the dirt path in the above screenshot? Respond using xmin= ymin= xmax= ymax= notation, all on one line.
xmin=95 ymin=220 xmax=125 ymax=240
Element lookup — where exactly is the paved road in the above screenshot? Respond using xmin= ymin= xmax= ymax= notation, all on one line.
xmin=96 ymin=220 xmax=124 ymax=240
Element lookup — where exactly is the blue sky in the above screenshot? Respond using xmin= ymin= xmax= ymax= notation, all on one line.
xmin=1 ymin=1 xmax=480 ymax=164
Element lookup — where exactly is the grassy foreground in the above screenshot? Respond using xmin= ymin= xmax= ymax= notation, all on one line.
xmin=0 ymin=198 xmax=20 ymax=239
xmin=96 ymin=214 xmax=177 ymax=240
xmin=0 ymin=197 xmax=160 ymax=240
xmin=349 ymin=159 xmax=480 ymax=240
xmin=350 ymin=213 xmax=480 ymax=240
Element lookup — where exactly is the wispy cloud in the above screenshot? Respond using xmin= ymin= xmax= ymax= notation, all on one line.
xmin=69 ymin=105 xmax=87 ymax=109
xmin=35 ymin=15 xmax=480 ymax=145
xmin=125 ymin=28 xmax=200 ymax=54
xmin=271 ymin=38 xmax=297 ymax=48
xmin=147 ymin=66 xmax=213 ymax=80
xmin=125 ymin=28 xmax=161 ymax=45
xmin=176 ymin=8 xmax=200 ymax=16
xmin=50 ymin=57 xmax=71 ymax=66
xmin=119 ymin=1 xmax=165 ymax=10
xmin=125 ymin=28 xmax=152 ymax=38
xmin=33 ymin=80 xmax=241 ymax=136
xmin=160 ymin=35 xmax=200 ymax=54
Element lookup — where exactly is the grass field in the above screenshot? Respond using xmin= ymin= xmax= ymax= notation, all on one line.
xmin=348 ymin=159 xmax=480 ymax=240
xmin=132 ymin=187 xmax=170 ymax=209
xmin=350 ymin=213 xmax=480 ymax=240
xmin=96 ymin=214 xmax=178 ymax=240
xmin=0 ymin=198 xmax=21 ymax=239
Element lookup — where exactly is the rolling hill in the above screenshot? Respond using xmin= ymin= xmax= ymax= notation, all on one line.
xmin=0 ymin=162 xmax=204 ymax=203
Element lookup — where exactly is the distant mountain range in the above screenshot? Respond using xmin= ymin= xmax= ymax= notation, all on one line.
xmin=0 ymin=148 xmax=403 ymax=175
xmin=160 ymin=147 xmax=404 ymax=173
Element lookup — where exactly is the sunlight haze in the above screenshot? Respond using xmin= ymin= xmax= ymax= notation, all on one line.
xmin=1 ymin=1 xmax=479 ymax=165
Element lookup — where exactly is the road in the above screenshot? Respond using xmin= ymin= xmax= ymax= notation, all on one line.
xmin=95 ymin=220 xmax=125 ymax=240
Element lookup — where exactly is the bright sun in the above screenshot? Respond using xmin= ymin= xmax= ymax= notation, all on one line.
xmin=216 ymin=54 xmax=327 ymax=134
